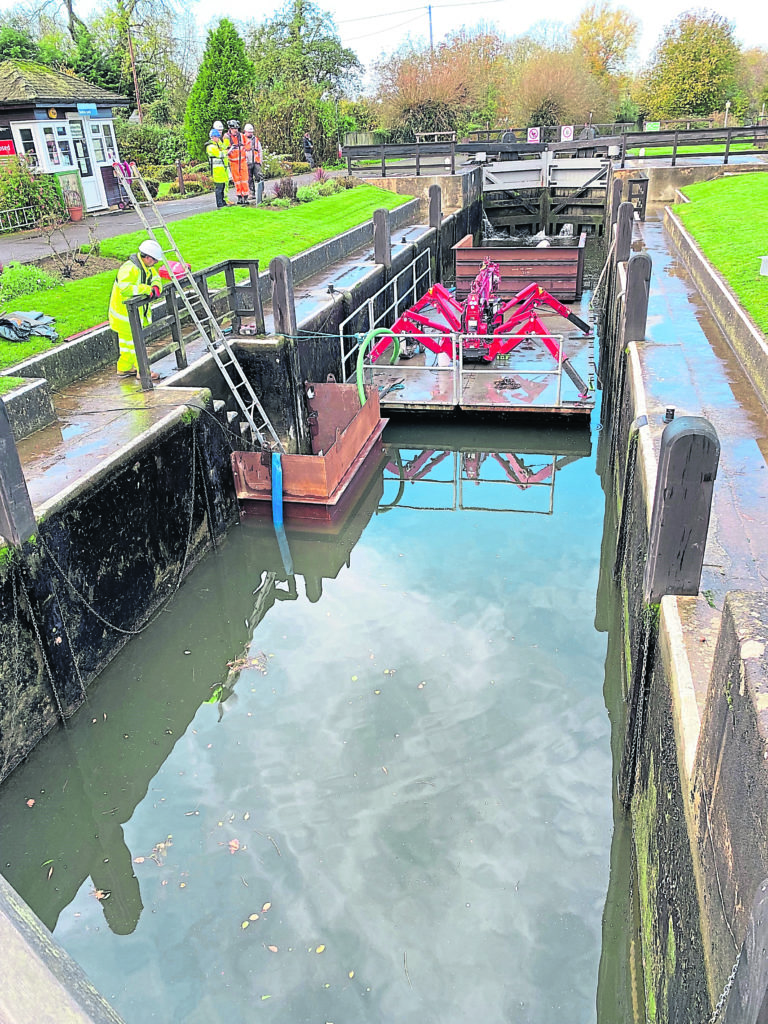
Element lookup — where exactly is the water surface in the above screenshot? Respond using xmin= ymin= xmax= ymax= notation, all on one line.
xmin=0 ymin=418 xmax=619 ymax=1023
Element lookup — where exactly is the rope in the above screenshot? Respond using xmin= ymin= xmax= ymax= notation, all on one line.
xmin=50 ymin=573 xmax=88 ymax=705
xmin=39 ymin=420 xmax=198 ymax=638
xmin=17 ymin=567 xmax=67 ymax=723
xmin=589 ymin=236 xmax=616 ymax=312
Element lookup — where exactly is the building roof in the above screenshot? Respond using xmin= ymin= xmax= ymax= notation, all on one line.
xmin=0 ymin=60 xmax=128 ymax=107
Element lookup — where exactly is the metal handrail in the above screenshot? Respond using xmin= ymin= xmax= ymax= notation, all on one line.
xmin=338 ymin=249 xmax=432 ymax=382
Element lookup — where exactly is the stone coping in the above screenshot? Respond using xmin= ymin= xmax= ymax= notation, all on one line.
xmin=664 ymin=206 xmax=768 ymax=411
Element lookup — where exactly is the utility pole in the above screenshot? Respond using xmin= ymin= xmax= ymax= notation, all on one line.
xmin=126 ymin=22 xmax=143 ymax=124
xmin=428 ymin=4 xmax=433 ymax=54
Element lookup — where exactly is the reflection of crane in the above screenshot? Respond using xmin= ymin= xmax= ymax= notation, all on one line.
xmin=381 ymin=447 xmax=585 ymax=515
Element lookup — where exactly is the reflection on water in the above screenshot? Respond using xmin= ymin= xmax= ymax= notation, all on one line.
xmin=0 ymin=418 xmax=628 ymax=1024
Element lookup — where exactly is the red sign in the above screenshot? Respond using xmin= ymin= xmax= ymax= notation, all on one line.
xmin=0 ymin=139 xmax=16 ymax=156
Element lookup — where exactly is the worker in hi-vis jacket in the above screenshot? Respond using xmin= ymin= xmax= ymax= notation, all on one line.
xmin=109 ymin=238 xmax=164 ymax=379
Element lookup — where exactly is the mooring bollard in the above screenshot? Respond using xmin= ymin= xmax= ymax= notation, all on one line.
xmin=269 ymin=255 xmax=297 ymax=338
xmin=615 ymin=201 xmax=635 ymax=265
xmin=373 ymin=208 xmax=392 ymax=268
xmin=624 ymin=252 xmax=652 ymax=344
xmin=643 ymin=416 xmax=720 ymax=603
xmin=0 ymin=398 xmax=36 ymax=548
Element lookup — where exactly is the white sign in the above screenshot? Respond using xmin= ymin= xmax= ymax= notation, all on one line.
xmin=527 ymin=127 xmax=541 ymax=144
xmin=560 ymin=124 xmax=574 ymax=142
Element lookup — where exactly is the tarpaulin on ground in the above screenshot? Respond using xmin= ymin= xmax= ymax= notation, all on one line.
xmin=0 ymin=311 xmax=58 ymax=342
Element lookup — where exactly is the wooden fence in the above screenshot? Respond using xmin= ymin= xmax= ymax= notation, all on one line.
xmin=453 ymin=232 xmax=586 ymax=302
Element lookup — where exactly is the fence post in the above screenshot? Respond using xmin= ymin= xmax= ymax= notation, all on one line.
xmin=373 ymin=208 xmax=391 ymax=268
xmin=415 ymin=143 xmax=421 ymax=177
xmin=643 ymin=416 xmax=720 ymax=603
xmin=616 ymin=201 xmax=634 ymax=264
xmin=610 ymin=177 xmax=623 ymax=229
xmin=671 ymin=130 xmax=678 ymax=167
xmin=0 ymin=398 xmax=36 ymax=548
xmin=167 ymin=289 xmax=187 ymax=371
xmin=269 ymin=255 xmax=297 ymax=338
xmin=450 ymin=141 xmax=456 ymax=175
xmin=624 ymin=252 xmax=652 ymax=343
xmin=380 ymin=144 xmax=386 ymax=178
xmin=176 ymin=159 xmax=185 ymax=196
xmin=429 ymin=184 xmax=442 ymax=282
xmin=724 ymin=127 xmax=732 ymax=165
xmin=126 ymin=296 xmax=154 ymax=391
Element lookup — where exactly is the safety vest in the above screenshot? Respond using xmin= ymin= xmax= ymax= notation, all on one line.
xmin=206 ymin=140 xmax=229 ymax=183
xmin=245 ymin=136 xmax=262 ymax=165
xmin=108 ymin=254 xmax=161 ymax=339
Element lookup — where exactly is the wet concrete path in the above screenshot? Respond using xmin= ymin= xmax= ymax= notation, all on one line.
xmin=631 ymin=206 xmax=768 ymax=706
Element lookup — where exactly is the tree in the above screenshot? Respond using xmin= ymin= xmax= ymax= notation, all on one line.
xmin=736 ymin=48 xmax=768 ymax=118
xmin=68 ymin=27 xmax=126 ymax=94
xmin=572 ymin=3 xmax=639 ymax=78
xmin=508 ymin=48 xmax=616 ymax=127
xmin=245 ymin=0 xmax=360 ymax=95
xmin=0 ymin=25 xmax=39 ymax=60
xmin=184 ymin=19 xmax=254 ymax=161
xmin=641 ymin=11 xmax=739 ymax=118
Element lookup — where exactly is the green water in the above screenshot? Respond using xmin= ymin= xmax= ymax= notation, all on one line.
xmin=0 ymin=418 xmax=632 ymax=1023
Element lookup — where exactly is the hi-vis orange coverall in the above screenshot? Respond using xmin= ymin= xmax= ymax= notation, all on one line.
xmin=227 ymin=129 xmax=249 ymax=199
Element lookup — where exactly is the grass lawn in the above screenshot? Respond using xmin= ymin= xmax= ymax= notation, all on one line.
xmin=0 ymin=375 xmax=25 ymax=394
xmin=627 ymin=143 xmax=756 ymax=156
xmin=0 ymin=184 xmax=411 ymax=372
xmin=672 ymin=174 xmax=768 ymax=334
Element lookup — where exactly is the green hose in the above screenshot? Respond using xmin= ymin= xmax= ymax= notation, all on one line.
xmin=356 ymin=328 xmax=400 ymax=405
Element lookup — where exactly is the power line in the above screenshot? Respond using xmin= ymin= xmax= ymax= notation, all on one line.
xmin=344 ymin=13 xmax=425 ymax=43
xmin=337 ymin=0 xmax=503 ymax=26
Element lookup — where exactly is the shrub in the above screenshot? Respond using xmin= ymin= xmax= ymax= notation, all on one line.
xmin=296 ymin=185 xmax=320 ymax=202
xmin=114 ymin=120 xmax=186 ymax=165
xmin=286 ymin=160 xmax=311 ymax=174
xmin=0 ymin=160 xmax=66 ymax=221
xmin=337 ymin=176 xmax=359 ymax=189
xmin=0 ymin=261 xmax=61 ymax=303
xmin=261 ymin=151 xmax=286 ymax=179
xmin=317 ymin=180 xmax=341 ymax=196
xmin=269 ymin=197 xmax=292 ymax=208
xmin=313 ymin=167 xmax=329 ymax=183
xmin=142 ymin=178 xmax=160 ymax=199
xmin=139 ymin=164 xmax=179 ymax=183
xmin=271 ymin=177 xmax=297 ymax=200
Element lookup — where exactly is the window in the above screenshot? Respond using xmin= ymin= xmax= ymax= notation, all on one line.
xmin=90 ymin=123 xmax=106 ymax=163
xmin=56 ymin=126 xmax=73 ymax=167
xmin=102 ymin=123 xmax=115 ymax=155
xmin=43 ymin=127 xmax=60 ymax=165
xmin=18 ymin=128 xmax=39 ymax=168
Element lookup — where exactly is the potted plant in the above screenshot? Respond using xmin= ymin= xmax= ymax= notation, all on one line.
xmin=63 ymin=187 xmax=84 ymax=222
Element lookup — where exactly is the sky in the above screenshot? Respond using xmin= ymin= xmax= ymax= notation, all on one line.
xmin=3 ymin=0 xmax=767 ymax=75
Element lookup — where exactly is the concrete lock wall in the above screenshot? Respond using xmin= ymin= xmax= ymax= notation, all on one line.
xmin=601 ymin=212 xmax=768 ymax=1021
xmin=0 ymin=394 xmax=237 ymax=781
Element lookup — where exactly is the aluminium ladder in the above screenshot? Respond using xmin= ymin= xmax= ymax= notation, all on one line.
xmin=113 ymin=164 xmax=284 ymax=453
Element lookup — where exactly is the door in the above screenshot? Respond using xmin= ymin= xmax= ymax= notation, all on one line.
xmin=68 ymin=118 xmax=104 ymax=210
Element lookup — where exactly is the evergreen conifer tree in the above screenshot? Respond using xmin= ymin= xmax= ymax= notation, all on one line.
xmin=185 ymin=19 xmax=255 ymax=160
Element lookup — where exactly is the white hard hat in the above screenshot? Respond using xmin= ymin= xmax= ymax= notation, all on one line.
xmin=213 ymin=120 xmax=224 ymax=131
xmin=139 ymin=239 xmax=163 ymax=261
xmin=244 ymin=123 xmax=254 ymax=133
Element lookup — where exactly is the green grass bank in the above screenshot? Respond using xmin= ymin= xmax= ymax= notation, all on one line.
xmin=0 ymin=185 xmax=411 ymax=372
xmin=672 ymin=174 xmax=768 ymax=336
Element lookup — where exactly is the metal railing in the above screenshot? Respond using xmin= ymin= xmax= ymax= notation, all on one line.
xmin=0 ymin=206 xmax=36 ymax=234
xmin=338 ymin=249 xmax=432 ymax=383
xmin=458 ymin=333 xmax=566 ymax=407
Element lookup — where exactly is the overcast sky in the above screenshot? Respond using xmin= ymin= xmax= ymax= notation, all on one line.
xmin=4 ymin=0 xmax=767 ymax=75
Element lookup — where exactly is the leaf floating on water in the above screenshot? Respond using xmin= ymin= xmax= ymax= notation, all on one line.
xmin=261 ymin=995 xmax=271 ymax=1001
xmin=417 ymin=682 xmax=426 ymax=689
xmin=133 ymin=857 xmax=145 ymax=864
xmin=47 ymin=866 xmax=54 ymax=880
xmin=381 ymin=767 xmax=388 ymax=775
xmin=91 ymin=889 xmax=110 ymax=901
xmin=351 ymin=675 xmax=358 ymax=682
xmin=244 ymin=812 xmax=250 ymax=821
xmin=373 ymin=690 xmax=381 ymax=695
xmin=41 ymin=859 xmax=53 ymax=866
xmin=315 ymin=944 xmax=326 ymax=954
xmin=249 ymin=913 xmax=260 ymax=921
xmin=267 ymin=945 xmax=278 ymax=953
xmin=26 ymin=799 xmax=35 ymax=807
xmin=348 ymin=970 xmax=355 ymax=979
xmin=242 ymin=921 xmax=250 ymax=929
xmin=228 ymin=839 xmax=241 ymax=855
xmin=261 ymin=901 xmax=272 ymax=912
